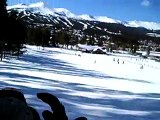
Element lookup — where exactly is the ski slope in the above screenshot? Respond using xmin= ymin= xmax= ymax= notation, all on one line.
xmin=0 ymin=45 xmax=160 ymax=120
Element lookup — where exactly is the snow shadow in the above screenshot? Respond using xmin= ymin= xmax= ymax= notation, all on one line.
xmin=0 ymin=66 xmax=159 ymax=120
xmin=1 ymin=76 xmax=159 ymax=120
xmin=49 ymin=82 xmax=160 ymax=120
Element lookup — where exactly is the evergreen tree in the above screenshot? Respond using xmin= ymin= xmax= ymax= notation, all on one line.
xmin=0 ymin=1 xmax=26 ymax=60
xmin=0 ymin=0 xmax=8 ymax=60
xmin=6 ymin=16 xmax=26 ymax=56
xmin=41 ymin=29 xmax=50 ymax=47
xmin=0 ymin=0 xmax=7 ymax=18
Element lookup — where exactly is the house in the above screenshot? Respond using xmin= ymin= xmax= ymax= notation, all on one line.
xmin=77 ymin=44 xmax=107 ymax=54
xmin=92 ymin=48 xmax=106 ymax=54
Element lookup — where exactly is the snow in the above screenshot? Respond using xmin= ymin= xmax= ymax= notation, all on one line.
xmin=53 ymin=8 xmax=76 ymax=18
xmin=79 ymin=21 xmax=88 ymax=30
xmin=146 ymin=33 xmax=160 ymax=37
xmin=27 ymin=2 xmax=44 ymax=8
xmin=78 ymin=15 xmax=121 ymax=24
xmin=0 ymin=45 xmax=160 ymax=120
xmin=7 ymin=2 xmax=45 ymax=9
xmin=78 ymin=14 xmax=95 ymax=21
xmin=63 ymin=17 xmax=74 ymax=26
xmin=7 ymin=4 xmax=28 ymax=9
xmin=125 ymin=21 xmax=160 ymax=30
xmin=95 ymin=16 xmax=121 ymax=23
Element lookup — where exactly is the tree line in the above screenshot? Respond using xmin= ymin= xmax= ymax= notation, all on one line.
xmin=26 ymin=27 xmax=79 ymax=49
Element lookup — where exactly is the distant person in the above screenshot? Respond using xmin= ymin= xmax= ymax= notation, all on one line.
xmin=117 ymin=59 xmax=119 ymax=64
xmin=113 ymin=58 xmax=115 ymax=62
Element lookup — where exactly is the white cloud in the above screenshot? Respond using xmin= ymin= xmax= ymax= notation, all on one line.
xmin=141 ymin=0 xmax=150 ymax=7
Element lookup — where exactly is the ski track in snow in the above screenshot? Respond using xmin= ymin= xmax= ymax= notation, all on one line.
xmin=0 ymin=45 xmax=160 ymax=120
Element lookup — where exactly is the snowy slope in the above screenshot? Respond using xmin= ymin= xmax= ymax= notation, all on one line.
xmin=7 ymin=2 xmax=160 ymax=30
xmin=0 ymin=45 xmax=160 ymax=120
xmin=125 ymin=21 xmax=160 ymax=30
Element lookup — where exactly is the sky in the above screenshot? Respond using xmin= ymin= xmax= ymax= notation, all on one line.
xmin=7 ymin=0 xmax=160 ymax=22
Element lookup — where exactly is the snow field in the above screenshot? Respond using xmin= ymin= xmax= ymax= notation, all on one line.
xmin=0 ymin=45 xmax=160 ymax=120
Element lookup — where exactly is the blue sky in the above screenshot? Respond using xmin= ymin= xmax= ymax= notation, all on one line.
xmin=8 ymin=0 xmax=160 ymax=22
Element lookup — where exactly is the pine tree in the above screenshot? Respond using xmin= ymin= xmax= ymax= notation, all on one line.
xmin=0 ymin=1 xmax=26 ymax=59
xmin=0 ymin=0 xmax=7 ymax=18
xmin=0 ymin=0 xmax=8 ymax=60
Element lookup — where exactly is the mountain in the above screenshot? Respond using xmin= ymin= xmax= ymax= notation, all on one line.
xmin=6 ymin=2 xmax=160 ymax=46
xmin=7 ymin=2 xmax=160 ymax=30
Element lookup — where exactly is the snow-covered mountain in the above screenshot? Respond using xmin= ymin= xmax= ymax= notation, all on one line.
xmin=6 ymin=1 xmax=160 ymax=42
xmin=7 ymin=2 xmax=119 ymax=24
xmin=7 ymin=2 xmax=160 ymax=30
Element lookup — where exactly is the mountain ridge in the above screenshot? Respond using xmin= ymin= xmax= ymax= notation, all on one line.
xmin=7 ymin=1 xmax=160 ymax=30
